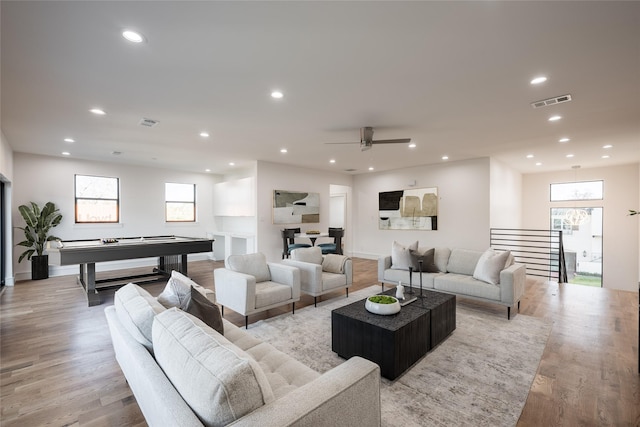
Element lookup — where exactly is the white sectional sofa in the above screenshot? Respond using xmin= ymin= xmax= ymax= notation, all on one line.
xmin=105 ymin=278 xmax=381 ymax=427
xmin=378 ymin=244 xmax=526 ymax=319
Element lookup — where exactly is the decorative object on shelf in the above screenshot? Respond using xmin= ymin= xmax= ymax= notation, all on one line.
xmin=378 ymin=186 xmax=438 ymax=230
xmin=17 ymin=201 xmax=63 ymax=280
xmin=418 ymin=259 xmax=424 ymax=297
xmin=365 ymin=295 xmax=401 ymax=315
xmin=628 ymin=209 xmax=638 ymax=216
xmin=407 ymin=266 xmax=415 ymax=295
xmin=273 ymin=190 xmax=320 ymax=224
xmin=395 ymin=282 xmax=405 ymax=300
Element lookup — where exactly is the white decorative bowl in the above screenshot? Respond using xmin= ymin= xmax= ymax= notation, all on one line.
xmin=365 ymin=296 xmax=401 ymax=315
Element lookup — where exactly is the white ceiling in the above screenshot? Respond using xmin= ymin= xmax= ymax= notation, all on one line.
xmin=2 ymin=1 xmax=639 ymax=176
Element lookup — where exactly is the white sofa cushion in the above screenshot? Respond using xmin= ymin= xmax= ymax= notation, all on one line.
xmin=152 ymin=308 xmax=275 ymax=426
xmin=114 ymin=283 xmax=166 ymax=352
xmin=227 ymin=252 xmax=271 ymax=283
xmin=255 ymin=282 xmax=293 ymax=308
xmin=291 ymin=246 xmax=323 ymax=264
xmin=222 ymin=320 xmax=320 ymax=399
xmin=391 ymin=240 xmax=418 ymax=270
xmin=446 ymin=248 xmax=483 ymax=275
xmin=473 ymin=249 xmax=511 ymax=285
xmin=433 ymin=247 xmax=452 ymax=272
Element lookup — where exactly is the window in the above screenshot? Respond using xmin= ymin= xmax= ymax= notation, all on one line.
xmin=550 ymin=180 xmax=603 ymax=201
xmin=75 ymin=175 xmax=120 ymax=223
xmin=165 ymin=183 xmax=196 ymax=222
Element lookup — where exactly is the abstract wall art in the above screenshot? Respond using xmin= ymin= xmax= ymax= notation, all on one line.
xmin=379 ymin=187 xmax=438 ymax=230
xmin=273 ymin=190 xmax=320 ymax=224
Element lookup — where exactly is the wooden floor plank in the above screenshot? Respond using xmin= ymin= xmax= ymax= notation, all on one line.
xmin=1 ymin=258 xmax=638 ymax=426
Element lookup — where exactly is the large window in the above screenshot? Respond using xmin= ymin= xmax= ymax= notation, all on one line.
xmin=165 ymin=183 xmax=196 ymax=222
xmin=550 ymin=180 xmax=603 ymax=201
xmin=75 ymin=175 xmax=120 ymax=223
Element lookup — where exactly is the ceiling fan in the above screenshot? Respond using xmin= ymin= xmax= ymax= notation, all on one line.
xmin=326 ymin=127 xmax=411 ymax=151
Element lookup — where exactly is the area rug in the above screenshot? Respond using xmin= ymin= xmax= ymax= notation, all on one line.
xmin=247 ymin=286 xmax=552 ymax=427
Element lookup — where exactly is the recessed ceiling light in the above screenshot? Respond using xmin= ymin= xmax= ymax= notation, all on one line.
xmin=200 ymin=132 xmax=209 ymax=138
xmin=559 ymin=137 xmax=570 ymax=143
xmin=603 ymin=144 xmax=613 ymax=149
xmin=530 ymin=76 xmax=547 ymax=85
xmin=329 ymin=159 xmax=336 ymax=164
xmin=271 ymin=91 xmax=284 ymax=99
xmin=280 ymin=148 xmax=287 ymax=153
xmin=602 ymin=155 xmax=610 ymax=159
xmin=526 ymin=154 xmax=534 ymax=159
xmin=122 ymin=30 xmax=144 ymax=43
xmin=368 ymin=167 xmax=374 ymax=171
xmin=64 ymin=138 xmax=75 ymax=143
xmin=90 ymin=108 xmax=106 ymax=115
xmin=229 ymin=162 xmax=235 ymax=166
xmin=442 ymin=155 xmax=449 ymax=160
xmin=566 ymin=154 xmax=574 ymax=158
xmin=61 ymin=151 xmax=70 ymax=156
xmin=205 ymin=169 xmax=211 ymax=172
xmin=408 ymin=143 xmax=416 ymax=148
xmin=535 ymin=162 xmax=542 ymax=166
xmin=548 ymin=115 xmax=562 ymax=122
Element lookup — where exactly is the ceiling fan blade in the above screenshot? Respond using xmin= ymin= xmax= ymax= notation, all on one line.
xmin=371 ymin=138 xmax=412 ymax=145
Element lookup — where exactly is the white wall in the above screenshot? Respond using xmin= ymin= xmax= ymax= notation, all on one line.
xmin=352 ymin=158 xmax=492 ymax=258
xmin=522 ymin=163 xmax=639 ymax=292
xmin=490 ymin=158 xmax=522 ymax=229
xmin=12 ymin=153 xmax=220 ymax=279
xmin=255 ymin=161 xmax=353 ymax=262
xmin=1 ymin=131 xmax=15 ymax=285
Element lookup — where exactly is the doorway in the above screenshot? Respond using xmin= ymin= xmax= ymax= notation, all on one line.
xmin=551 ymin=207 xmax=603 ymax=287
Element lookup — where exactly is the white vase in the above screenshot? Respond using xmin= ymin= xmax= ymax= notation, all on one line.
xmin=396 ymin=282 xmax=405 ymax=299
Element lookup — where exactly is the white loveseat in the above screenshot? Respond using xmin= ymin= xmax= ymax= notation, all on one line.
xmin=378 ymin=244 xmax=526 ymax=319
xmin=105 ymin=281 xmax=381 ymax=427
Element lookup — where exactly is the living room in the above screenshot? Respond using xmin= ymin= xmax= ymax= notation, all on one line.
xmin=1 ymin=1 xmax=639 ymax=426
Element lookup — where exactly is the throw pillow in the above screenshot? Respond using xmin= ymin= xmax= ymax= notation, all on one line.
xmin=157 ymin=271 xmax=192 ymax=309
xmin=391 ymin=240 xmax=418 ymax=270
xmin=185 ymin=285 xmax=224 ymax=335
xmin=409 ymin=248 xmax=439 ymax=273
xmin=473 ymin=249 xmax=511 ymax=285
xmin=322 ymin=254 xmax=347 ymax=273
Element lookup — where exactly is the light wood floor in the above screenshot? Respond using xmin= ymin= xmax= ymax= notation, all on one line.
xmin=1 ymin=258 xmax=638 ymax=426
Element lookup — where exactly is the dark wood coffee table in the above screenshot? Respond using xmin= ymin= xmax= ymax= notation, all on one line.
xmin=331 ymin=289 xmax=456 ymax=380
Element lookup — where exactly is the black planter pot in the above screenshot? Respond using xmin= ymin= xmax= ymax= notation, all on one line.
xmin=31 ymin=255 xmax=49 ymax=280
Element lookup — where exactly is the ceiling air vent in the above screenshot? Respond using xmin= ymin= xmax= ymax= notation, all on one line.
xmin=139 ymin=117 xmax=159 ymax=127
xmin=531 ymin=94 xmax=572 ymax=109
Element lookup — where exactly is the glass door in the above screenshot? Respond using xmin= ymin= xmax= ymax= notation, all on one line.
xmin=551 ymin=207 xmax=603 ymax=287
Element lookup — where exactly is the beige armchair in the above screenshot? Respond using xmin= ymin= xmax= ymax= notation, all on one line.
xmin=282 ymin=247 xmax=352 ymax=307
xmin=214 ymin=252 xmax=301 ymax=328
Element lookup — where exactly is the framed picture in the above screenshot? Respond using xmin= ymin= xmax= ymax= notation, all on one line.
xmin=273 ymin=190 xmax=320 ymax=224
xmin=379 ymin=187 xmax=438 ymax=230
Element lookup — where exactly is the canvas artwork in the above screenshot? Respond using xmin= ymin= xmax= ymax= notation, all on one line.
xmin=379 ymin=187 xmax=438 ymax=230
xmin=273 ymin=190 xmax=320 ymax=224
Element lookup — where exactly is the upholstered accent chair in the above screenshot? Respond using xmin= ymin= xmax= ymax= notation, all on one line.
xmin=281 ymin=228 xmax=312 ymax=259
xmin=214 ymin=252 xmax=301 ymax=328
xmin=282 ymin=247 xmax=352 ymax=307
xmin=318 ymin=227 xmax=344 ymax=255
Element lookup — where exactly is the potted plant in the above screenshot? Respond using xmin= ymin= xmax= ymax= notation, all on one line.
xmin=17 ymin=201 xmax=63 ymax=280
